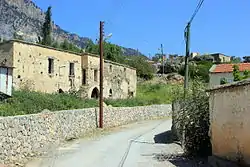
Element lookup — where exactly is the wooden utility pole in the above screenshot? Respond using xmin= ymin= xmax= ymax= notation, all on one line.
xmin=99 ymin=21 xmax=104 ymax=128
xmin=184 ymin=22 xmax=190 ymax=97
xmin=160 ymin=44 xmax=164 ymax=75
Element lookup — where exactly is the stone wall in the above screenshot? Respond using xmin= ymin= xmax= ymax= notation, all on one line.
xmin=0 ymin=104 xmax=171 ymax=166
xmin=0 ymin=40 xmax=137 ymax=99
xmin=171 ymin=101 xmax=183 ymax=142
xmin=81 ymin=53 xmax=137 ymax=99
xmin=208 ymin=79 xmax=250 ymax=166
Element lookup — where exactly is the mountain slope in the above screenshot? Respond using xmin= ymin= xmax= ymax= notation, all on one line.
xmin=0 ymin=0 xmax=144 ymax=57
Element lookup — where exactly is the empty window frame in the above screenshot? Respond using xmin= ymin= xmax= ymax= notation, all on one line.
xmin=82 ymin=69 xmax=86 ymax=85
xmin=48 ymin=58 xmax=54 ymax=74
xmin=69 ymin=63 xmax=75 ymax=76
xmin=109 ymin=65 xmax=112 ymax=72
xmin=94 ymin=69 xmax=98 ymax=82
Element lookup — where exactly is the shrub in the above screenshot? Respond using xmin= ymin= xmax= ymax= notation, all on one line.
xmin=220 ymin=78 xmax=228 ymax=85
xmin=105 ymin=83 xmax=181 ymax=107
xmin=0 ymin=90 xmax=98 ymax=116
xmin=173 ymin=78 xmax=211 ymax=157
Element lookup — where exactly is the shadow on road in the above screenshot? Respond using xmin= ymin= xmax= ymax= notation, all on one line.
xmin=153 ymin=153 xmax=209 ymax=167
xmin=153 ymin=130 xmax=181 ymax=145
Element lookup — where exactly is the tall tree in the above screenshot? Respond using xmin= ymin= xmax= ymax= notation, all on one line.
xmin=42 ymin=6 xmax=52 ymax=46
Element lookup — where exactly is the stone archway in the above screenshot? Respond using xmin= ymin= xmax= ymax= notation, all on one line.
xmin=91 ymin=87 xmax=99 ymax=99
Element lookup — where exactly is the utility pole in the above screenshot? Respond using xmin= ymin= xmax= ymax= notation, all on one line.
xmin=99 ymin=21 xmax=104 ymax=128
xmin=184 ymin=22 xmax=190 ymax=97
xmin=160 ymin=44 xmax=164 ymax=75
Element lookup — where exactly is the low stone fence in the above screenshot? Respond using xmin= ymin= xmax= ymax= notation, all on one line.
xmin=0 ymin=104 xmax=171 ymax=166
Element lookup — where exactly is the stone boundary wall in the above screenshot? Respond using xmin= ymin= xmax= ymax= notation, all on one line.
xmin=0 ymin=104 xmax=171 ymax=166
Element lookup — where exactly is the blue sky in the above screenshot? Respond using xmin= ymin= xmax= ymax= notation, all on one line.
xmin=33 ymin=0 xmax=250 ymax=58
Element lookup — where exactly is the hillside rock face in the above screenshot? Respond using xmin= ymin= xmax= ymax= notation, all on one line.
xmin=0 ymin=0 xmax=142 ymax=56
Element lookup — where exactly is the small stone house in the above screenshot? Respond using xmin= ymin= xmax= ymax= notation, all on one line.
xmin=0 ymin=40 xmax=137 ymax=99
xmin=209 ymin=53 xmax=231 ymax=63
xmin=209 ymin=63 xmax=250 ymax=87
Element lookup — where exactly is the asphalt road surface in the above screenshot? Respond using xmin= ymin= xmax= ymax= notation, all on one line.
xmin=26 ymin=119 xmax=208 ymax=167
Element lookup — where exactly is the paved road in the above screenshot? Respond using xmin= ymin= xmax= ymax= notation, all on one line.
xmin=26 ymin=119 xmax=207 ymax=167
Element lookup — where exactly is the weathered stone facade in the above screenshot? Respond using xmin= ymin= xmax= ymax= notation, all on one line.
xmin=0 ymin=40 xmax=137 ymax=99
xmin=0 ymin=104 xmax=171 ymax=166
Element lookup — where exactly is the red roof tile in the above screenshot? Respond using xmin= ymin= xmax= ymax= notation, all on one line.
xmin=211 ymin=63 xmax=250 ymax=73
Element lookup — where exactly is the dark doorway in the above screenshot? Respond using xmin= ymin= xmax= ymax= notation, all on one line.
xmin=58 ymin=88 xmax=64 ymax=93
xmin=91 ymin=87 xmax=99 ymax=99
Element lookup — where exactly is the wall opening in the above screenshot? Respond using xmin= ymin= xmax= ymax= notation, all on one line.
xmin=48 ymin=58 xmax=54 ymax=74
xmin=128 ymin=91 xmax=134 ymax=98
xmin=58 ymin=88 xmax=64 ymax=93
xmin=91 ymin=87 xmax=99 ymax=99
xmin=69 ymin=63 xmax=75 ymax=76
xmin=110 ymin=65 xmax=112 ymax=72
xmin=109 ymin=89 xmax=112 ymax=97
xmin=82 ymin=69 xmax=86 ymax=85
xmin=94 ymin=69 xmax=98 ymax=82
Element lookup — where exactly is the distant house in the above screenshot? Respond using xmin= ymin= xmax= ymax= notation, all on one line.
xmin=209 ymin=63 xmax=250 ymax=87
xmin=209 ymin=53 xmax=231 ymax=63
xmin=190 ymin=52 xmax=199 ymax=59
xmin=243 ymin=56 xmax=250 ymax=63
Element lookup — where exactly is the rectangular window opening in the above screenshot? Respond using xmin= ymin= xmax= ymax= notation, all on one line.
xmin=94 ymin=69 xmax=98 ymax=82
xmin=48 ymin=58 xmax=54 ymax=74
xmin=82 ymin=69 xmax=86 ymax=85
xmin=110 ymin=65 xmax=112 ymax=72
xmin=69 ymin=63 xmax=75 ymax=76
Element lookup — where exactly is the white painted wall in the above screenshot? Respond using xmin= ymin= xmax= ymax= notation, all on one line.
xmin=209 ymin=72 xmax=246 ymax=87
xmin=0 ymin=67 xmax=13 ymax=96
xmin=209 ymin=72 xmax=234 ymax=87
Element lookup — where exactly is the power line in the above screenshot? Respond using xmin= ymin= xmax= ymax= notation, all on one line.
xmin=183 ymin=0 xmax=205 ymax=97
xmin=188 ymin=0 xmax=205 ymax=24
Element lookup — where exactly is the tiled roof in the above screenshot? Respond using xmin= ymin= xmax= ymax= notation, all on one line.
xmin=210 ymin=63 xmax=250 ymax=73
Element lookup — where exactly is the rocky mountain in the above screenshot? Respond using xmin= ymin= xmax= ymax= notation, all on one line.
xmin=0 ymin=0 xmax=144 ymax=57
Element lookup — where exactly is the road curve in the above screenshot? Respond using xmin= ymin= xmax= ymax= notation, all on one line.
xmin=26 ymin=119 xmax=186 ymax=167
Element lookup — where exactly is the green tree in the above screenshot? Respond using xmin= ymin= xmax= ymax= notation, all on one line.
xmin=231 ymin=56 xmax=241 ymax=63
xmin=42 ymin=6 xmax=52 ymax=46
xmin=85 ymin=40 xmax=99 ymax=54
xmin=60 ymin=39 xmax=70 ymax=50
xmin=52 ymin=41 xmax=60 ymax=48
xmin=125 ymin=56 xmax=155 ymax=80
xmin=220 ymin=78 xmax=228 ymax=85
xmin=233 ymin=64 xmax=242 ymax=81
xmin=243 ymin=70 xmax=250 ymax=79
xmin=179 ymin=61 xmax=213 ymax=83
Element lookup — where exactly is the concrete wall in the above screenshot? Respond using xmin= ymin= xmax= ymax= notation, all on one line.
xmin=208 ymin=79 xmax=250 ymax=165
xmin=12 ymin=42 xmax=82 ymax=93
xmin=0 ymin=104 xmax=171 ymax=166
